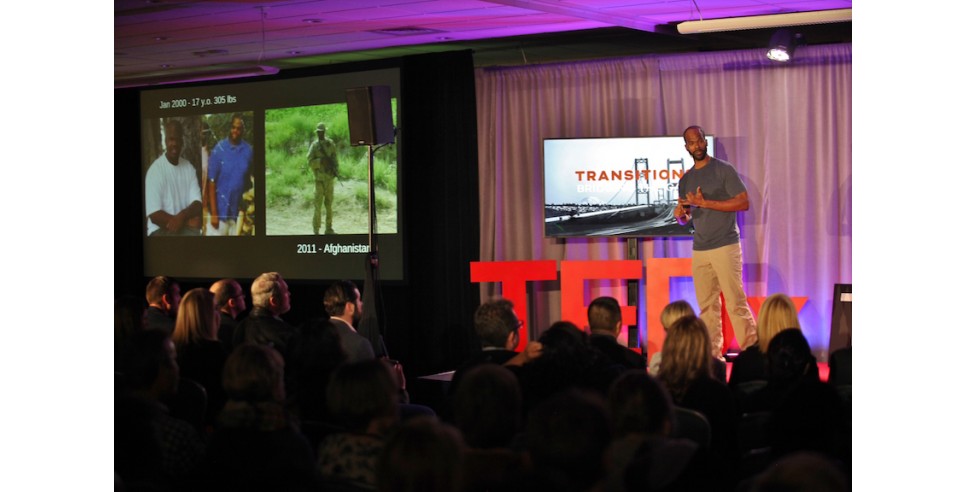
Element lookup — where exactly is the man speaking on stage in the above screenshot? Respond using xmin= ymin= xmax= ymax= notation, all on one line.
xmin=673 ymin=125 xmax=758 ymax=358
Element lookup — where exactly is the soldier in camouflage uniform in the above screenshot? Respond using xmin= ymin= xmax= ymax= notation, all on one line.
xmin=306 ymin=122 xmax=339 ymax=234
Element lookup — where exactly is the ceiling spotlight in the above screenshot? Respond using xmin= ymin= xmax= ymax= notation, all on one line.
xmin=766 ymin=29 xmax=800 ymax=62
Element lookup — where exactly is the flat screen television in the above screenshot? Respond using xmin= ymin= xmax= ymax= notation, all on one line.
xmin=138 ymin=68 xmax=404 ymax=280
xmin=542 ymin=135 xmax=714 ymax=237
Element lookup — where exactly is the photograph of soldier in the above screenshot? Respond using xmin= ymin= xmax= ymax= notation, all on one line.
xmin=308 ymin=122 xmax=339 ymax=235
xmin=203 ymin=112 xmax=256 ymax=236
xmin=263 ymin=103 xmax=398 ymax=236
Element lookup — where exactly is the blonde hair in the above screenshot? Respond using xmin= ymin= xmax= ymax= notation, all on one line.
xmin=657 ymin=315 xmax=712 ymax=402
xmin=757 ymin=293 xmax=801 ymax=354
xmin=660 ymin=300 xmax=695 ymax=331
xmin=173 ymin=288 xmax=218 ymax=346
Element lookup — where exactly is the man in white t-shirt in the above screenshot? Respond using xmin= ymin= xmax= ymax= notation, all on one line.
xmin=145 ymin=119 xmax=202 ymax=236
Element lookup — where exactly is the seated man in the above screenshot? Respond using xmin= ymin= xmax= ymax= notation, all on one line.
xmin=587 ymin=296 xmax=645 ymax=370
xmin=210 ymin=278 xmax=247 ymax=348
xmin=323 ymin=280 xmax=374 ymax=364
xmin=233 ymin=273 xmax=296 ymax=354
xmin=145 ymin=119 xmax=202 ymax=236
xmin=145 ymin=276 xmax=180 ymax=335
xmin=449 ymin=299 xmax=521 ymax=395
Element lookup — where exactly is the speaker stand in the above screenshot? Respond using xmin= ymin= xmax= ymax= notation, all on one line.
xmin=358 ymin=143 xmax=389 ymax=358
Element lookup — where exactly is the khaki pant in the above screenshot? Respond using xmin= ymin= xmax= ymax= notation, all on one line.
xmin=313 ymin=173 xmax=335 ymax=234
xmin=692 ymin=242 xmax=758 ymax=356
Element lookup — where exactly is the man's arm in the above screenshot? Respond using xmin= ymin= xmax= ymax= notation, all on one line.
xmin=685 ymin=187 xmax=749 ymax=212
xmin=206 ymin=180 xmax=219 ymax=228
xmin=306 ymin=141 xmax=317 ymax=172
xmin=150 ymin=200 xmax=203 ymax=232
xmin=673 ymin=198 xmax=692 ymax=225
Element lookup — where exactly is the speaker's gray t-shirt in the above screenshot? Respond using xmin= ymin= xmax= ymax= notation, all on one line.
xmin=678 ymin=157 xmax=747 ymax=251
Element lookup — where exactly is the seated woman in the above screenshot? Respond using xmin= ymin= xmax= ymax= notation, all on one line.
xmin=204 ymin=343 xmax=318 ymax=489
xmin=649 ymin=301 xmax=726 ymax=382
xmin=172 ymin=287 xmax=228 ymax=424
xmin=657 ymin=315 xmax=739 ymax=488
xmin=729 ymin=293 xmax=807 ymax=389
xmin=317 ymin=359 xmax=401 ymax=489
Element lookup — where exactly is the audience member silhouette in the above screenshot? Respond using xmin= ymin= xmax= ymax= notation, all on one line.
xmin=524 ymin=389 xmax=612 ymax=492
xmin=232 ymin=272 xmax=297 ymax=353
xmin=204 ymin=343 xmax=318 ymax=491
xmin=115 ymin=329 xmax=206 ymax=487
xmin=453 ymin=364 xmax=530 ymax=492
xmin=586 ymin=296 xmax=646 ymax=370
xmin=748 ymin=451 xmax=849 ymax=492
xmin=210 ymin=278 xmax=247 ymax=349
xmin=607 ymin=370 xmax=715 ymax=492
xmin=449 ymin=298 xmax=521 ymax=397
xmin=285 ymin=316 xmax=347 ymax=423
xmin=657 ymin=315 xmax=740 ymax=487
xmin=729 ymin=293 xmax=802 ymax=388
xmin=317 ymin=359 xmax=400 ymax=490
xmin=172 ymin=287 xmax=228 ymax=426
xmin=740 ymin=328 xmax=820 ymax=414
xmin=453 ymin=363 xmax=523 ymax=449
xmin=767 ymin=380 xmax=851 ymax=480
xmin=828 ymin=345 xmax=852 ymax=414
xmin=145 ymin=276 xmax=181 ymax=334
xmin=511 ymin=321 xmax=622 ymax=416
xmin=377 ymin=416 xmax=466 ymax=492
xmin=115 ymin=294 xmax=146 ymax=365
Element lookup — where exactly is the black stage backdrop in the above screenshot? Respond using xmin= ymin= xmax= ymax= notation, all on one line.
xmin=114 ymin=51 xmax=481 ymax=381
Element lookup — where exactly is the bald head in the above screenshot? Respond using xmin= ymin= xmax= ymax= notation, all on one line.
xmin=211 ymin=278 xmax=246 ymax=318
xmin=683 ymin=125 xmax=706 ymax=140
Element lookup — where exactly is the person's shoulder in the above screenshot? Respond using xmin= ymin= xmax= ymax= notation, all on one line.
xmin=710 ymin=157 xmax=741 ymax=175
xmin=146 ymin=155 xmax=165 ymax=175
xmin=733 ymin=345 xmax=761 ymax=361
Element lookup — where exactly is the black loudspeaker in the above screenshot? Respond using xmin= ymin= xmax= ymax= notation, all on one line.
xmin=346 ymin=86 xmax=394 ymax=146
xmin=828 ymin=283 xmax=852 ymax=353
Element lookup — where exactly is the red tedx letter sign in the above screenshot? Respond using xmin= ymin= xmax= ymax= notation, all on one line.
xmin=560 ymin=260 xmax=642 ymax=335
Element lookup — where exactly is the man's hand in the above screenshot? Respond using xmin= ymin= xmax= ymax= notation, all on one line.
xmin=522 ymin=341 xmax=543 ymax=362
xmin=384 ymin=358 xmax=406 ymax=391
xmin=685 ymin=186 xmax=706 ymax=208
xmin=673 ymin=197 xmax=688 ymax=218
xmin=167 ymin=212 xmax=186 ymax=232
xmin=504 ymin=341 xmax=543 ymax=367
xmin=674 ymin=197 xmax=691 ymax=225
xmin=211 ymin=214 xmax=220 ymax=229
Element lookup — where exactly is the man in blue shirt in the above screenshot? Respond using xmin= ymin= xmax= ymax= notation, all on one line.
xmin=206 ymin=113 xmax=253 ymax=236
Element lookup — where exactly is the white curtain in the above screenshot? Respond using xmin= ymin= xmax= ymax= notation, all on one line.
xmin=475 ymin=44 xmax=852 ymax=360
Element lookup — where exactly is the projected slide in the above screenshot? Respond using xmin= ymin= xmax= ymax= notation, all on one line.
xmin=137 ymin=68 xmax=405 ymax=281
